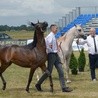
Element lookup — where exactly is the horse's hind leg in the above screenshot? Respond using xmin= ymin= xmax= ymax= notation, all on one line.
xmin=0 ymin=74 xmax=6 ymax=90
xmin=0 ymin=62 xmax=12 ymax=90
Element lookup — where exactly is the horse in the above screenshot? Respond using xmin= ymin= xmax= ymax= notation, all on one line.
xmin=0 ymin=21 xmax=53 ymax=93
xmin=57 ymin=24 xmax=86 ymax=83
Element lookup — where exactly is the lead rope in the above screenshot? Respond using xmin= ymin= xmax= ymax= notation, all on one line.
xmin=76 ymin=37 xmax=81 ymax=53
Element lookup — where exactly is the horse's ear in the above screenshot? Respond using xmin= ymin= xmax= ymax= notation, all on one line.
xmin=74 ymin=24 xmax=77 ymax=27
xmin=27 ymin=21 xmax=35 ymax=26
xmin=31 ymin=22 xmax=35 ymax=26
xmin=79 ymin=24 xmax=82 ymax=26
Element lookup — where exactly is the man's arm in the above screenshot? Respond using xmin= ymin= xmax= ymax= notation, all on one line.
xmin=76 ymin=38 xmax=87 ymax=45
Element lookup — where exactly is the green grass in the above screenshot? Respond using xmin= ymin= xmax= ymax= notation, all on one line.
xmin=1 ymin=62 xmax=98 ymax=98
xmin=5 ymin=31 xmax=34 ymax=39
xmin=0 ymin=31 xmax=98 ymax=98
xmin=0 ymin=52 xmax=97 ymax=98
xmin=5 ymin=31 xmax=48 ymax=39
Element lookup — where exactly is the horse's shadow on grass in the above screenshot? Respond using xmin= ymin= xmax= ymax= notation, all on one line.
xmin=2 ymin=88 xmax=61 ymax=93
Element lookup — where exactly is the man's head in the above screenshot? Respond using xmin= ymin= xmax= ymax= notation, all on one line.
xmin=50 ymin=24 xmax=58 ymax=34
xmin=89 ymin=27 xmax=96 ymax=37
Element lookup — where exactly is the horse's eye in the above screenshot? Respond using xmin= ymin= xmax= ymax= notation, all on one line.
xmin=78 ymin=29 xmax=81 ymax=32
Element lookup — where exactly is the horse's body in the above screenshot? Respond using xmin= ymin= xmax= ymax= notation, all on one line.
xmin=57 ymin=25 xmax=85 ymax=83
xmin=0 ymin=21 xmax=53 ymax=92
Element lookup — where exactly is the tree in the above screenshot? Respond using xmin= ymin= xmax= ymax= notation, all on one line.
xmin=69 ymin=51 xmax=78 ymax=75
xmin=78 ymin=48 xmax=86 ymax=72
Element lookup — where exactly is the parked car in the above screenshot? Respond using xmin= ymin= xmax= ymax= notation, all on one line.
xmin=0 ymin=33 xmax=12 ymax=40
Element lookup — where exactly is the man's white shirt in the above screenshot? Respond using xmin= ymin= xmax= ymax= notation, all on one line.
xmin=45 ymin=32 xmax=58 ymax=53
xmin=78 ymin=35 xmax=98 ymax=54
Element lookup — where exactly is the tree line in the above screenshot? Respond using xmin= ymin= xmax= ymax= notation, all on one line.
xmin=0 ymin=25 xmax=34 ymax=31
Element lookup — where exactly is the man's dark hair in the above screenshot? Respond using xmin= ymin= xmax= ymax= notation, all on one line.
xmin=50 ymin=24 xmax=57 ymax=29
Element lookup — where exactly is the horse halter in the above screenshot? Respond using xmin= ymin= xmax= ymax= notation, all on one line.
xmin=40 ymin=22 xmax=48 ymax=33
xmin=75 ymin=25 xmax=87 ymax=40
xmin=75 ymin=25 xmax=87 ymax=52
xmin=76 ymin=27 xmax=82 ymax=37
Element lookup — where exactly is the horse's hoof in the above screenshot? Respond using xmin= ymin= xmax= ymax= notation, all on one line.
xmin=66 ymin=80 xmax=71 ymax=84
xmin=50 ymin=88 xmax=53 ymax=92
xmin=2 ymin=87 xmax=6 ymax=90
xmin=26 ymin=88 xmax=30 ymax=93
xmin=26 ymin=90 xmax=30 ymax=93
xmin=2 ymin=87 xmax=5 ymax=90
xmin=2 ymin=83 xmax=6 ymax=90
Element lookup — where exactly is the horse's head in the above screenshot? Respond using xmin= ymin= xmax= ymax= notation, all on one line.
xmin=31 ymin=21 xmax=48 ymax=33
xmin=75 ymin=24 xmax=87 ymax=39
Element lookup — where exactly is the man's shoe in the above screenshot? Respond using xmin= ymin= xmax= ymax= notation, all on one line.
xmin=92 ymin=79 xmax=97 ymax=81
xmin=35 ymin=84 xmax=43 ymax=91
xmin=62 ymin=87 xmax=73 ymax=92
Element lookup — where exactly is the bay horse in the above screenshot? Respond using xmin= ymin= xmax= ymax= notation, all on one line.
xmin=0 ymin=21 xmax=53 ymax=93
xmin=57 ymin=24 xmax=86 ymax=83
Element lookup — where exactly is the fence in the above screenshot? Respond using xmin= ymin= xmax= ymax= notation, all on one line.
xmin=0 ymin=39 xmax=27 ymax=46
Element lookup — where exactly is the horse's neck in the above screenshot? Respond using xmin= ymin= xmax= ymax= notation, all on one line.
xmin=65 ymin=27 xmax=76 ymax=43
xmin=36 ymin=32 xmax=46 ymax=51
xmin=23 ymin=31 xmax=37 ymax=50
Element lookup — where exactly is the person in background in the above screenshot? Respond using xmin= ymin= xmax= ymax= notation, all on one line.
xmin=77 ymin=27 xmax=98 ymax=81
xmin=35 ymin=24 xmax=73 ymax=92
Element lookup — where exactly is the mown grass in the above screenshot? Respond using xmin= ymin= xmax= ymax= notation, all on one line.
xmin=1 ymin=62 xmax=98 ymax=98
xmin=5 ymin=31 xmax=34 ymax=39
xmin=0 ymin=31 xmax=98 ymax=98
xmin=5 ymin=30 xmax=49 ymax=39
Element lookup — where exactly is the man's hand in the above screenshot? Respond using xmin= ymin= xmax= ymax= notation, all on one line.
xmin=49 ymin=44 xmax=52 ymax=49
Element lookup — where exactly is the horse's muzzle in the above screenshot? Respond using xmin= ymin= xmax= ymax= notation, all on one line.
xmin=81 ymin=35 xmax=87 ymax=40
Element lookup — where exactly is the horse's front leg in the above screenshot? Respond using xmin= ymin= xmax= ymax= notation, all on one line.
xmin=0 ymin=73 xmax=6 ymax=90
xmin=66 ymin=56 xmax=71 ymax=83
xmin=26 ymin=68 xmax=35 ymax=93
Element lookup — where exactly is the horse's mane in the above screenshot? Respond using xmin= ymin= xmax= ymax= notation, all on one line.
xmin=24 ymin=31 xmax=37 ymax=50
xmin=57 ymin=26 xmax=76 ymax=42
xmin=57 ymin=32 xmax=67 ymax=42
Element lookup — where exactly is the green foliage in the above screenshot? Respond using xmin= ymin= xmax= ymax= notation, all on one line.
xmin=69 ymin=51 xmax=78 ymax=74
xmin=0 ymin=25 xmax=34 ymax=31
xmin=78 ymin=48 xmax=86 ymax=72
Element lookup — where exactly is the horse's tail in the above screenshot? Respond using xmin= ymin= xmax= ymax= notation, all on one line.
xmin=58 ymin=42 xmax=65 ymax=63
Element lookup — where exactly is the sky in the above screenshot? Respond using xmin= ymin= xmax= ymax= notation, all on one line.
xmin=0 ymin=0 xmax=98 ymax=26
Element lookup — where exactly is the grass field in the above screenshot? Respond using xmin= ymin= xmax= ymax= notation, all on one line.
xmin=0 ymin=31 xmax=98 ymax=98
xmin=5 ymin=31 xmax=34 ymax=39
xmin=5 ymin=30 xmax=49 ymax=39
xmin=1 ymin=60 xmax=98 ymax=98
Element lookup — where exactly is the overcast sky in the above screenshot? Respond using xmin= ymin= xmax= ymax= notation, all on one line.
xmin=0 ymin=0 xmax=98 ymax=26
